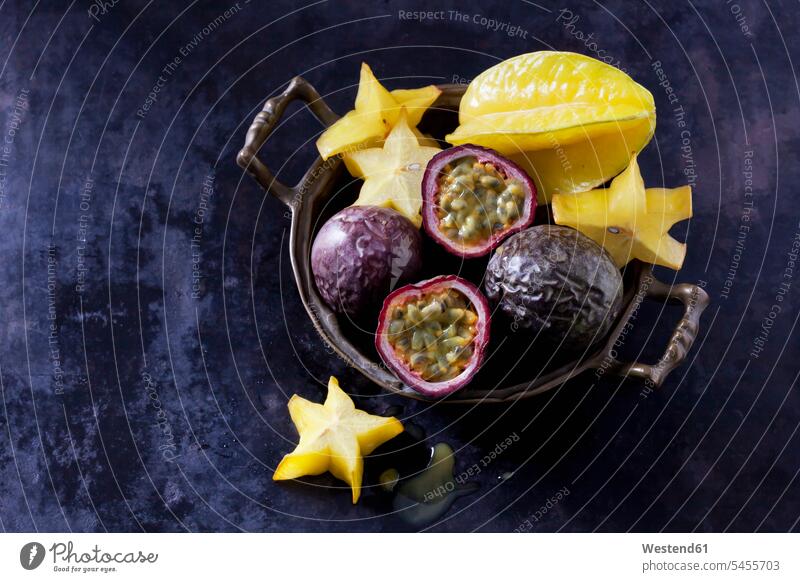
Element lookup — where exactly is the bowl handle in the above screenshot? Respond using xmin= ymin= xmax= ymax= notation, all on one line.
xmin=237 ymin=76 xmax=339 ymax=206
xmin=603 ymin=269 xmax=710 ymax=388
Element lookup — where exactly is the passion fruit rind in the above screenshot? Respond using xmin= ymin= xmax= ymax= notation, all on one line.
xmin=422 ymin=144 xmax=537 ymax=258
xmin=484 ymin=225 xmax=624 ymax=352
xmin=375 ymin=275 xmax=490 ymax=397
xmin=311 ymin=206 xmax=423 ymax=317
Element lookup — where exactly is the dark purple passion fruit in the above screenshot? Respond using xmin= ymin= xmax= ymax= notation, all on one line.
xmin=484 ymin=225 xmax=624 ymax=352
xmin=422 ymin=145 xmax=537 ymax=258
xmin=375 ymin=275 xmax=490 ymax=397
xmin=311 ymin=206 xmax=422 ymax=318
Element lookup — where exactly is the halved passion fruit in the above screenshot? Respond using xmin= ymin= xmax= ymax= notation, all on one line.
xmin=421 ymin=145 xmax=537 ymax=258
xmin=375 ymin=275 xmax=490 ymax=397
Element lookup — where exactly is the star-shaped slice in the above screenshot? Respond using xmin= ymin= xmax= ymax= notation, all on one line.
xmin=347 ymin=110 xmax=441 ymax=227
xmin=552 ymin=156 xmax=692 ymax=270
xmin=316 ymin=63 xmax=440 ymax=163
xmin=273 ymin=376 xmax=404 ymax=504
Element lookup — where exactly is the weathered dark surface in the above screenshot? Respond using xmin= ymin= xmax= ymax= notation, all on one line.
xmin=0 ymin=0 xmax=798 ymax=532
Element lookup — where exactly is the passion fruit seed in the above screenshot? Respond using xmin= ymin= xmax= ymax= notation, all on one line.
xmin=386 ymin=289 xmax=478 ymax=382
xmin=436 ymin=157 xmax=525 ymax=246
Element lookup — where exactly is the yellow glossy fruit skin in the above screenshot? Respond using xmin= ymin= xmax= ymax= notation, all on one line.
xmin=316 ymin=63 xmax=440 ymax=163
xmin=446 ymin=51 xmax=656 ymax=201
xmin=346 ymin=111 xmax=440 ymax=228
xmin=273 ymin=377 xmax=403 ymax=504
xmin=552 ymin=156 xmax=692 ymax=270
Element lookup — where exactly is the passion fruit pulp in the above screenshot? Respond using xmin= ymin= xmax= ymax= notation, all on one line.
xmin=375 ymin=275 xmax=490 ymax=397
xmin=422 ymin=145 xmax=537 ymax=258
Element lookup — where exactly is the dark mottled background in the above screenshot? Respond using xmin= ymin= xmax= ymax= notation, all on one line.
xmin=0 ymin=0 xmax=798 ymax=533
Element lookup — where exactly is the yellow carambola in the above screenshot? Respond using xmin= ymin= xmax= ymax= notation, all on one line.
xmin=346 ymin=111 xmax=440 ymax=227
xmin=316 ymin=63 xmax=440 ymax=169
xmin=446 ymin=51 xmax=656 ymax=201
xmin=552 ymin=156 xmax=692 ymax=270
xmin=273 ymin=376 xmax=404 ymax=504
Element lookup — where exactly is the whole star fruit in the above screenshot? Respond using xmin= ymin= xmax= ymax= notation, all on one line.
xmin=446 ymin=51 xmax=656 ymax=201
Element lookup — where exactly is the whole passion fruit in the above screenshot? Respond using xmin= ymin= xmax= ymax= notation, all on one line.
xmin=311 ymin=206 xmax=422 ymax=317
xmin=484 ymin=225 xmax=623 ymax=352
xmin=422 ymin=144 xmax=537 ymax=258
xmin=375 ymin=275 xmax=490 ymax=397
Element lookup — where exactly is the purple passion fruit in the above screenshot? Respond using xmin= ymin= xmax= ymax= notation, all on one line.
xmin=422 ymin=145 xmax=537 ymax=258
xmin=375 ymin=275 xmax=490 ymax=397
xmin=484 ymin=225 xmax=623 ymax=352
xmin=311 ymin=206 xmax=422 ymax=317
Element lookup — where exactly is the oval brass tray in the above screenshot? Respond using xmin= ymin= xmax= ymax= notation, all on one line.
xmin=238 ymin=77 xmax=709 ymax=403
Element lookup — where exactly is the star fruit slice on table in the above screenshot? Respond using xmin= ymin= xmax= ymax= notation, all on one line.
xmin=552 ymin=155 xmax=692 ymax=270
xmin=315 ymin=62 xmax=440 ymax=170
xmin=273 ymin=376 xmax=404 ymax=504
xmin=346 ymin=110 xmax=441 ymax=228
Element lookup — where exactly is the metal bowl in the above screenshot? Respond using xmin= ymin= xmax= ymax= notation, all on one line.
xmin=238 ymin=77 xmax=709 ymax=403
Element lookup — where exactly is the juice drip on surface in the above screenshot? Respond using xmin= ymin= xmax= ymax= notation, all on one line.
xmin=388 ymin=442 xmax=479 ymax=528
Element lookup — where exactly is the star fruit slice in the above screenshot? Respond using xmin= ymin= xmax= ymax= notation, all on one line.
xmin=446 ymin=51 xmax=656 ymax=201
xmin=552 ymin=156 xmax=692 ymax=270
xmin=273 ymin=376 xmax=404 ymax=504
xmin=347 ymin=110 xmax=440 ymax=228
xmin=315 ymin=63 xmax=440 ymax=166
